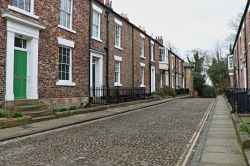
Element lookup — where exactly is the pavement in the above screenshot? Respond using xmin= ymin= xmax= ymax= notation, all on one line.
xmin=0 ymin=95 xmax=190 ymax=142
xmin=194 ymin=96 xmax=248 ymax=166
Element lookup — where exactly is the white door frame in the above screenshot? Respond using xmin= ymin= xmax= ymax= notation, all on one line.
xmin=90 ymin=52 xmax=103 ymax=92
xmin=244 ymin=65 xmax=247 ymax=89
xmin=151 ymin=65 xmax=156 ymax=92
xmin=3 ymin=13 xmax=45 ymax=101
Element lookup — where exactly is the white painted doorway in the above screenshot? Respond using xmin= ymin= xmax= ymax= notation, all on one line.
xmin=151 ymin=65 xmax=156 ymax=92
xmin=90 ymin=52 xmax=103 ymax=97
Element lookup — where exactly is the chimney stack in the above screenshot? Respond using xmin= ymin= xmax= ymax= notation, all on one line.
xmin=99 ymin=0 xmax=104 ymax=3
xmin=120 ymin=13 xmax=129 ymax=21
xmin=139 ymin=26 xmax=146 ymax=33
xmin=105 ymin=0 xmax=113 ymax=8
xmin=156 ymin=36 xmax=163 ymax=45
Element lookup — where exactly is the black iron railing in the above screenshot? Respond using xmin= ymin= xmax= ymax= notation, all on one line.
xmin=90 ymin=87 xmax=147 ymax=105
xmin=225 ymin=88 xmax=250 ymax=113
xmin=175 ymin=88 xmax=190 ymax=95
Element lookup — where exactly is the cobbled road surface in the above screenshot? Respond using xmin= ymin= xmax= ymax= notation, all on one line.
xmin=0 ymin=98 xmax=213 ymax=166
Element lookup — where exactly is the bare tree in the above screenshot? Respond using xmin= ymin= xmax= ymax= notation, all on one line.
xmin=228 ymin=11 xmax=243 ymax=33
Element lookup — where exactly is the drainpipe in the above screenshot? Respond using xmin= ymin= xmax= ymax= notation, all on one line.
xmin=132 ymin=27 xmax=134 ymax=88
xmin=105 ymin=8 xmax=110 ymax=103
xmin=184 ymin=67 xmax=187 ymax=88
xmin=237 ymin=43 xmax=240 ymax=89
xmin=88 ymin=1 xmax=92 ymax=103
xmin=168 ymin=50 xmax=171 ymax=86
xmin=244 ymin=19 xmax=249 ymax=89
xmin=149 ymin=39 xmax=152 ymax=94
xmin=175 ymin=56 xmax=177 ymax=90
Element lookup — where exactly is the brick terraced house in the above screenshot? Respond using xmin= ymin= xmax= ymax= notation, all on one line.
xmin=90 ymin=0 xmax=163 ymax=95
xmin=0 ymin=0 xmax=90 ymax=110
xmin=0 ymin=0 xmax=191 ymax=111
xmin=230 ymin=1 xmax=250 ymax=88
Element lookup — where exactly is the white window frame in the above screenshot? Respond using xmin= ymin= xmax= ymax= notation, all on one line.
xmin=228 ymin=55 xmax=234 ymax=69
xmin=179 ymin=62 xmax=182 ymax=73
xmin=160 ymin=72 xmax=163 ymax=88
xmin=56 ymin=37 xmax=76 ymax=86
xmin=171 ymin=58 xmax=174 ymax=70
xmin=8 ymin=0 xmax=39 ymax=19
xmin=159 ymin=47 xmax=167 ymax=63
xmin=140 ymin=63 xmax=146 ymax=87
xmin=114 ymin=55 xmax=122 ymax=86
xmin=140 ymin=34 xmax=145 ymax=58
xmin=165 ymin=72 xmax=169 ymax=86
xmin=92 ymin=4 xmax=102 ymax=42
xmin=58 ymin=0 xmax=76 ymax=33
xmin=115 ymin=18 xmax=122 ymax=50
xmin=171 ymin=75 xmax=174 ymax=88
xmin=151 ymin=41 xmax=154 ymax=62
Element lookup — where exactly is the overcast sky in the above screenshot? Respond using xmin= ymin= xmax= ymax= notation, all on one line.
xmin=112 ymin=0 xmax=247 ymax=59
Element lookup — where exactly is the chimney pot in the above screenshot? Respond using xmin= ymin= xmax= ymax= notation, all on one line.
xmin=156 ymin=36 xmax=164 ymax=45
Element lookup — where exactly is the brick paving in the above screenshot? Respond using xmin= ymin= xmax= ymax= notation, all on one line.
xmin=0 ymin=98 xmax=213 ymax=166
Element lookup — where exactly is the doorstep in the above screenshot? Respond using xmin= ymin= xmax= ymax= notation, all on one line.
xmin=0 ymin=95 xmax=191 ymax=142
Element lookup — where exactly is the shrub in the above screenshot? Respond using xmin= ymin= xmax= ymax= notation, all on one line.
xmin=0 ymin=112 xmax=6 ymax=118
xmin=69 ymin=106 xmax=77 ymax=110
xmin=13 ymin=112 xmax=23 ymax=118
xmin=216 ymin=88 xmax=225 ymax=95
xmin=163 ymin=86 xmax=176 ymax=97
xmin=53 ymin=108 xmax=68 ymax=113
xmin=158 ymin=88 xmax=166 ymax=97
xmin=150 ymin=92 xmax=159 ymax=98
xmin=157 ymin=86 xmax=176 ymax=97
xmin=239 ymin=122 xmax=250 ymax=133
xmin=202 ymin=86 xmax=216 ymax=98
xmin=84 ymin=103 xmax=91 ymax=108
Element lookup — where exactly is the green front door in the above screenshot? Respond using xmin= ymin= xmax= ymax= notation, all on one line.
xmin=14 ymin=50 xmax=27 ymax=99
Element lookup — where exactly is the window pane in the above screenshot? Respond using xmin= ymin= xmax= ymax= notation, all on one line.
xmin=115 ymin=73 xmax=118 ymax=83
xmin=18 ymin=0 xmax=25 ymax=10
xmin=12 ymin=0 xmax=18 ymax=7
xmin=62 ymin=72 xmax=66 ymax=80
xmin=66 ymin=72 xmax=69 ymax=80
xmin=14 ymin=37 xmax=23 ymax=48
xmin=59 ymin=47 xmax=71 ymax=81
xmin=22 ymin=39 xmax=27 ymax=49
xmin=67 ymin=13 xmax=71 ymax=28
xmin=59 ymin=64 xmax=62 ymax=72
xmin=25 ymin=0 xmax=31 ymax=12
xmin=60 ymin=0 xmax=71 ymax=28
xmin=92 ymin=11 xmax=100 ymax=38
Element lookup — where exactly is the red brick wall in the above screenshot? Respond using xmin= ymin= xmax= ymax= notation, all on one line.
xmin=1 ymin=0 xmax=90 ymax=100
xmin=108 ymin=13 xmax=133 ymax=88
xmin=0 ymin=16 xmax=7 ymax=102
xmin=154 ymin=42 xmax=161 ymax=91
xmin=90 ymin=2 xmax=162 ymax=94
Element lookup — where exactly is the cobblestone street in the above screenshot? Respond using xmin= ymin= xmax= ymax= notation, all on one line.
xmin=0 ymin=98 xmax=213 ymax=166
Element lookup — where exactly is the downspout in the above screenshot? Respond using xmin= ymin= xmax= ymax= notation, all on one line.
xmin=149 ymin=39 xmax=152 ymax=94
xmin=175 ymin=56 xmax=177 ymax=90
xmin=168 ymin=50 xmax=171 ymax=86
xmin=105 ymin=9 xmax=110 ymax=99
xmin=237 ymin=43 xmax=240 ymax=89
xmin=184 ymin=67 xmax=187 ymax=88
xmin=88 ymin=1 xmax=92 ymax=103
xmin=132 ymin=27 xmax=134 ymax=88
xmin=244 ymin=19 xmax=249 ymax=89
